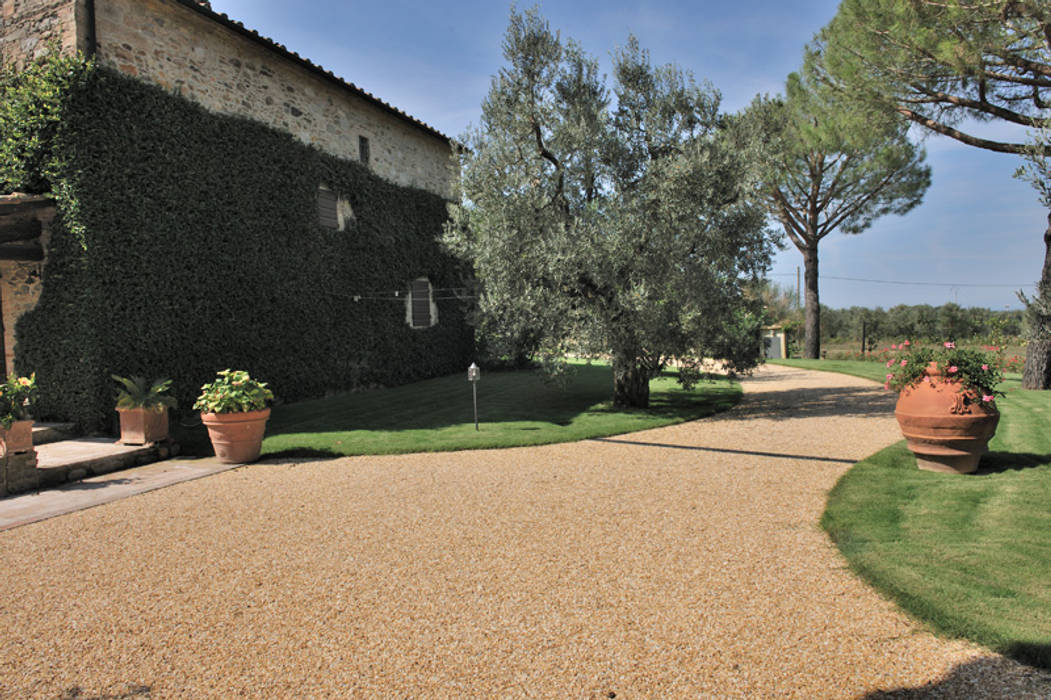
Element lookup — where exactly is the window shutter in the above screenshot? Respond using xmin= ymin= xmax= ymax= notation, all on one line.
xmin=411 ymin=279 xmax=431 ymax=328
xmin=318 ymin=187 xmax=338 ymax=229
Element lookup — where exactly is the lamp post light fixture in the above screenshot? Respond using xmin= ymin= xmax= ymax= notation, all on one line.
xmin=467 ymin=362 xmax=480 ymax=431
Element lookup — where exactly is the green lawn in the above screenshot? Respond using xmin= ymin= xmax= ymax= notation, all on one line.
xmin=175 ymin=362 xmax=740 ymax=458
xmin=770 ymin=357 xmax=1023 ymax=386
xmin=771 ymin=357 xmax=890 ymax=384
xmin=774 ymin=358 xmax=1051 ymax=669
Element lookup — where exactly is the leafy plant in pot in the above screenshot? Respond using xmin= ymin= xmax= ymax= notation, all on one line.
xmin=885 ymin=341 xmax=1004 ymax=474
xmin=0 ymin=373 xmax=36 ymax=455
xmin=112 ymin=375 xmax=176 ymax=445
xmin=194 ymin=369 xmax=274 ymax=464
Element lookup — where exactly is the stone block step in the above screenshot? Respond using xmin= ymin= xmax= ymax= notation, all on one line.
xmin=32 ymin=422 xmax=77 ymax=446
xmin=33 ymin=438 xmax=178 ymax=490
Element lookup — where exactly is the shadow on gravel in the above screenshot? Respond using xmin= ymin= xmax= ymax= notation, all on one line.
xmin=59 ymin=684 xmax=152 ymax=700
xmin=255 ymin=449 xmax=334 ymax=460
xmin=590 ymin=437 xmax=857 ymax=464
xmin=861 ymin=654 xmax=1051 ymax=698
xmin=59 ymin=478 xmax=137 ymax=491
xmin=725 ymin=385 xmax=897 ymax=422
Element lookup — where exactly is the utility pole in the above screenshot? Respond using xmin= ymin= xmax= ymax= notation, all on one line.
xmin=796 ymin=266 xmax=801 ymax=308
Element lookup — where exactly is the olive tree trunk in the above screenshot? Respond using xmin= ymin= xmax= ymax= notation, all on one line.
xmin=612 ymin=351 xmax=651 ymax=408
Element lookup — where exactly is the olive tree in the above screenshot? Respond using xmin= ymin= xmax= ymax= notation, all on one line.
xmin=443 ymin=9 xmax=773 ymax=407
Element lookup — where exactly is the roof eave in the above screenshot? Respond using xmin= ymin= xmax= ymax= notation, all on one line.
xmin=168 ymin=0 xmax=453 ymax=146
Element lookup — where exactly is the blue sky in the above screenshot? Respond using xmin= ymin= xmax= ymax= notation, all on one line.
xmin=212 ymin=0 xmax=1045 ymax=310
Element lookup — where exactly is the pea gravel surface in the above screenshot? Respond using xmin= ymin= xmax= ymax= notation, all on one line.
xmin=2 ymin=364 xmax=1049 ymax=699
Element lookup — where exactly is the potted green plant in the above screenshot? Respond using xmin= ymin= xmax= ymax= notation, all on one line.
xmin=885 ymin=341 xmax=1004 ymax=474
xmin=0 ymin=373 xmax=37 ymax=455
xmin=112 ymin=375 xmax=176 ymax=445
xmin=194 ymin=369 xmax=274 ymax=464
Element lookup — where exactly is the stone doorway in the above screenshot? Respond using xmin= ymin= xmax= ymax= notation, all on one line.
xmin=0 ymin=194 xmax=54 ymax=376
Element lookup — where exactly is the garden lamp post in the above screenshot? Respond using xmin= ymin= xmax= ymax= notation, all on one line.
xmin=467 ymin=362 xmax=480 ymax=431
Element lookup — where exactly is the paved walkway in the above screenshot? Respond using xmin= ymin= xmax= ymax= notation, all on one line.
xmin=0 ymin=457 xmax=237 ymax=531
xmin=1 ymin=365 xmax=1048 ymax=698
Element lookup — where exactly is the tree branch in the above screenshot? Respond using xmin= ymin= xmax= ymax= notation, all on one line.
xmin=531 ymin=119 xmax=569 ymax=215
xmin=895 ymin=106 xmax=1049 ymax=154
xmin=771 ymin=188 xmax=812 ymax=252
xmin=906 ymin=82 xmax=1051 ymax=128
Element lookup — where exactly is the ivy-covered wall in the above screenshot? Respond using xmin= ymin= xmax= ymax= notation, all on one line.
xmin=10 ymin=64 xmax=473 ymax=429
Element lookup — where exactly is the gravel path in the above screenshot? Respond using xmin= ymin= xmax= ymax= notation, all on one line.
xmin=2 ymin=364 xmax=1049 ymax=699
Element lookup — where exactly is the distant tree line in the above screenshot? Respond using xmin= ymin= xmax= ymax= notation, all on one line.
xmin=816 ymin=304 xmax=1023 ymax=346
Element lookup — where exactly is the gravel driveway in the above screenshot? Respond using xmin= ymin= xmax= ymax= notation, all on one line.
xmin=1 ymin=364 xmax=1048 ymax=698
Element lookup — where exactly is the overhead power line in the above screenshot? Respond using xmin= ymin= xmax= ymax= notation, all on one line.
xmin=767 ymin=273 xmax=1035 ymax=289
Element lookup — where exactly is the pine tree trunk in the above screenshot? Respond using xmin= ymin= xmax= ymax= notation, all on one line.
xmin=1021 ymin=213 xmax=1051 ymax=390
xmin=612 ymin=352 xmax=650 ymax=408
xmin=803 ymin=243 xmax=821 ymax=359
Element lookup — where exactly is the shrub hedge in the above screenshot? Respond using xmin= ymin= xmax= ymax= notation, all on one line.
xmin=7 ymin=59 xmax=473 ymax=430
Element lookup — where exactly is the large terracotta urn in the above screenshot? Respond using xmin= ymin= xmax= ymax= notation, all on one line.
xmin=894 ymin=362 xmax=999 ymax=474
xmin=200 ymin=408 xmax=270 ymax=464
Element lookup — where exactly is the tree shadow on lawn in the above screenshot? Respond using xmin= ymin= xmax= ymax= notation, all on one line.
xmin=267 ymin=366 xmax=738 ymax=431
xmin=977 ymin=451 xmax=1051 ymax=474
xmin=264 ymin=363 xmax=612 ymax=434
xmin=178 ymin=365 xmax=741 ymax=458
xmin=861 ymin=648 xmax=1051 ymax=697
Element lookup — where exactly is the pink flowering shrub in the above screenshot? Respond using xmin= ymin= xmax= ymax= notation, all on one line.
xmin=883 ymin=341 xmax=1004 ymax=403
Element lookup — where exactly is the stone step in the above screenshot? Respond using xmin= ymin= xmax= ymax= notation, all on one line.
xmin=32 ymin=421 xmax=77 ymax=446
xmin=33 ymin=438 xmax=178 ymax=491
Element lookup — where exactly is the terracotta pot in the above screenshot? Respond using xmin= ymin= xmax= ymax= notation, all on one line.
xmin=894 ymin=362 xmax=999 ymax=474
xmin=200 ymin=408 xmax=270 ymax=464
xmin=0 ymin=419 xmax=33 ymax=456
xmin=117 ymin=406 xmax=170 ymax=445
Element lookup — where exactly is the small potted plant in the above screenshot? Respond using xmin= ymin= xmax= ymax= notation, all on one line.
xmin=194 ymin=369 xmax=274 ymax=464
xmin=885 ymin=341 xmax=1004 ymax=474
xmin=112 ymin=375 xmax=176 ymax=445
xmin=0 ymin=373 xmax=37 ymax=455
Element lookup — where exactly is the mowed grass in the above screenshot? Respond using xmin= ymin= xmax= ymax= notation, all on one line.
xmin=774 ymin=358 xmax=1051 ymax=669
xmin=230 ymin=362 xmax=740 ymax=458
xmin=770 ymin=357 xmax=1023 ymax=385
xmin=771 ymin=357 xmax=891 ymax=383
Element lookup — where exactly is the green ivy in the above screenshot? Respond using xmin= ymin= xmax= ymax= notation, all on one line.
xmin=0 ymin=48 xmax=92 ymax=193
xmin=6 ymin=58 xmax=473 ymax=430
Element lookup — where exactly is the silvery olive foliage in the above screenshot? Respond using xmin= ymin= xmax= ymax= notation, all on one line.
xmin=444 ymin=8 xmax=774 ymax=407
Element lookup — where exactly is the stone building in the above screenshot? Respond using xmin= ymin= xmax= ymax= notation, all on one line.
xmin=0 ymin=0 xmax=457 ymax=377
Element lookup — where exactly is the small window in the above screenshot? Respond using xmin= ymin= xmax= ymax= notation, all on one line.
xmin=318 ymin=184 xmax=354 ymax=230
xmin=359 ymin=136 xmax=370 ymax=165
xmin=317 ymin=185 xmax=339 ymax=230
xmin=406 ymin=277 xmax=438 ymax=329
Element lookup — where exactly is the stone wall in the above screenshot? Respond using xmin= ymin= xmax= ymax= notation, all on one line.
xmin=1 ymin=259 xmax=43 ymax=374
xmin=0 ymin=197 xmax=52 ymax=377
xmin=1 ymin=449 xmax=39 ymax=496
xmin=0 ymin=0 xmax=83 ymax=68
xmin=93 ymin=0 xmax=454 ymax=197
